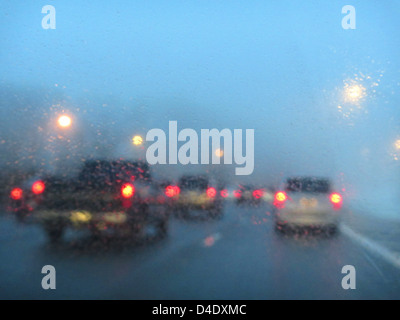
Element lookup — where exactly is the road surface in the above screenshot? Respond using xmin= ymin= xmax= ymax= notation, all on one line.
xmin=0 ymin=202 xmax=399 ymax=299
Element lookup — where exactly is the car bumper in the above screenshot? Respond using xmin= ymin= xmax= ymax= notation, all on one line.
xmin=175 ymin=194 xmax=217 ymax=208
xmin=275 ymin=208 xmax=341 ymax=227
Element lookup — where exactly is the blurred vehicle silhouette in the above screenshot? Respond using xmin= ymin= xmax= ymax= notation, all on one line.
xmin=8 ymin=159 xmax=169 ymax=242
xmin=234 ymin=184 xmax=271 ymax=206
xmin=273 ymin=176 xmax=343 ymax=234
xmin=8 ymin=177 xmax=47 ymax=222
xmin=173 ymin=174 xmax=223 ymax=219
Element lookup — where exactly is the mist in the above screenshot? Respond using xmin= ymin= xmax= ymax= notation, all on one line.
xmin=0 ymin=0 xmax=399 ymax=215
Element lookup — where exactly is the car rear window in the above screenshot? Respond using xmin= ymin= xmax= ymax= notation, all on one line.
xmin=78 ymin=160 xmax=151 ymax=187
xmin=285 ymin=178 xmax=331 ymax=193
xmin=179 ymin=176 xmax=209 ymax=190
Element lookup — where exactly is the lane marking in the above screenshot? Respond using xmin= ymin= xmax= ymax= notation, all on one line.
xmin=361 ymin=251 xmax=388 ymax=282
xmin=341 ymin=224 xmax=400 ymax=270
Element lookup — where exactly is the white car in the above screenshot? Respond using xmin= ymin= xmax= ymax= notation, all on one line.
xmin=273 ymin=177 xmax=343 ymax=234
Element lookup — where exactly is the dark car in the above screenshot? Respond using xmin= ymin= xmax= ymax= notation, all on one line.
xmin=9 ymin=159 xmax=169 ymax=242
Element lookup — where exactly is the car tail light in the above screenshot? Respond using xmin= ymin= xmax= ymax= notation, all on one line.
xmin=220 ymin=189 xmax=228 ymax=198
xmin=32 ymin=180 xmax=45 ymax=195
xmin=233 ymin=190 xmax=242 ymax=198
xmin=206 ymin=187 xmax=217 ymax=198
xmin=165 ymin=185 xmax=180 ymax=198
xmin=330 ymin=192 xmax=342 ymax=209
xmin=121 ymin=183 xmax=135 ymax=199
xmin=252 ymin=189 xmax=264 ymax=199
xmin=273 ymin=191 xmax=287 ymax=208
xmin=10 ymin=188 xmax=23 ymax=200
xmin=275 ymin=191 xmax=287 ymax=202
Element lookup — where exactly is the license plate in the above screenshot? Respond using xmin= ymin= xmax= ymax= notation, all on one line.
xmin=300 ymin=198 xmax=318 ymax=208
xmin=103 ymin=211 xmax=127 ymax=223
xmin=70 ymin=210 xmax=92 ymax=223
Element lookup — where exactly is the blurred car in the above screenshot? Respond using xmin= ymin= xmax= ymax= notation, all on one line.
xmin=234 ymin=184 xmax=270 ymax=205
xmin=8 ymin=159 xmax=169 ymax=242
xmin=273 ymin=176 xmax=343 ymax=234
xmin=218 ymin=186 xmax=237 ymax=202
xmin=173 ymin=174 xmax=223 ymax=218
xmin=8 ymin=177 xmax=46 ymax=222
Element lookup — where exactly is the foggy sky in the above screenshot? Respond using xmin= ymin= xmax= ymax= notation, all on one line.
xmin=0 ymin=1 xmax=399 ymax=196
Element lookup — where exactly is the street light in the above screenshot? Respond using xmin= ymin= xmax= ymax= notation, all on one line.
xmin=132 ymin=135 xmax=143 ymax=146
xmin=395 ymin=139 xmax=400 ymax=150
xmin=215 ymin=148 xmax=224 ymax=158
xmin=57 ymin=115 xmax=72 ymax=128
xmin=344 ymin=83 xmax=366 ymax=103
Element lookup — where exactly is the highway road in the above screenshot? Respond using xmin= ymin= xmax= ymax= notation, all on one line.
xmin=0 ymin=202 xmax=399 ymax=299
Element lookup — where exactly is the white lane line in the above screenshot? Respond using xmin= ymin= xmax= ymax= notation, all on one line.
xmin=341 ymin=224 xmax=400 ymax=270
xmin=361 ymin=251 xmax=388 ymax=281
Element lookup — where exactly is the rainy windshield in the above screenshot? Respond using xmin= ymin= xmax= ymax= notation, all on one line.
xmin=78 ymin=160 xmax=151 ymax=185
xmin=1 ymin=1 xmax=400 ymax=302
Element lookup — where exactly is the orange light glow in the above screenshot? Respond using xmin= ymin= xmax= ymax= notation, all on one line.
xmin=215 ymin=148 xmax=224 ymax=158
xmin=330 ymin=193 xmax=342 ymax=204
xmin=58 ymin=115 xmax=72 ymax=128
xmin=121 ymin=183 xmax=135 ymax=198
xmin=132 ymin=135 xmax=143 ymax=146
xmin=275 ymin=191 xmax=287 ymax=202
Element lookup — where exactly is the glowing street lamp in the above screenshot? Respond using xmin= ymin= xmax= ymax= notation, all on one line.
xmin=215 ymin=148 xmax=224 ymax=158
xmin=344 ymin=83 xmax=365 ymax=103
xmin=132 ymin=135 xmax=143 ymax=146
xmin=57 ymin=115 xmax=72 ymax=128
xmin=395 ymin=139 xmax=400 ymax=150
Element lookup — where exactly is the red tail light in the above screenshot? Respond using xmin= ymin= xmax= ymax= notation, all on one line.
xmin=206 ymin=187 xmax=217 ymax=198
xmin=10 ymin=188 xmax=23 ymax=200
xmin=220 ymin=189 xmax=228 ymax=198
xmin=330 ymin=192 xmax=342 ymax=209
xmin=32 ymin=180 xmax=45 ymax=195
xmin=165 ymin=185 xmax=180 ymax=198
xmin=252 ymin=189 xmax=264 ymax=199
xmin=121 ymin=183 xmax=135 ymax=198
xmin=274 ymin=191 xmax=287 ymax=208
xmin=233 ymin=190 xmax=242 ymax=198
